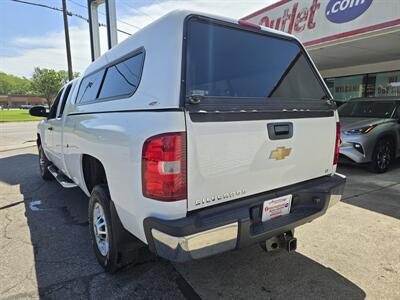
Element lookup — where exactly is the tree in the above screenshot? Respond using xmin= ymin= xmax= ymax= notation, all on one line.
xmin=0 ymin=68 xmax=80 ymax=107
xmin=58 ymin=70 xmax=80 ymax=82
xmin=0 ymin=72 xmax=32 ymax=95
xmin=31 ymin=68 xmax=69 ymax=108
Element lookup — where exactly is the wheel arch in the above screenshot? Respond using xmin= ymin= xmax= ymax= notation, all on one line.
xmin=376 ymin=133 xmax=396 ymax=152
xmin=81 ymin=154 xmax=108 ymax=194
xmin=36 ymin=134 xmax=41 ymax=146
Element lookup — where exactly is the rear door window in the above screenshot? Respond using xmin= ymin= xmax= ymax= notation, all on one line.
xmin=58 ymin=83 xmax=72 ymax=117
xmin=98 ymin=52 xmax=144 ymax=100
xmin=185 ymin=18 xmax=329 ymax=109
xmin=48 ymin=88 xmax=64 ymax=119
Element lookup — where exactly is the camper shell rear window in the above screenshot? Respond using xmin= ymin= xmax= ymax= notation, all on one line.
xmin=183 ymin=16 xmax=331 ymax=111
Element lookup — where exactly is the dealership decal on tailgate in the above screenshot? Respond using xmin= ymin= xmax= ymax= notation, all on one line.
xmin=262 ymin=195 xmax=292 ymax=222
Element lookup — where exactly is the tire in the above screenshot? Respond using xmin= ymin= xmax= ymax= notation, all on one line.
xmin=369 ymin=138 xmax=394 ymax=173
xmin=38 ymin=144 xmax=53 ymax=180
xmin=89 ymin=184 xmax=140 ymax=273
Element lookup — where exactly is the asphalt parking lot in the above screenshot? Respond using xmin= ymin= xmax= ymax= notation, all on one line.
xmin=1 ymin=123 xmax=399 ymax=299
xmin=0 ymin=122 xmax=38 ymax=152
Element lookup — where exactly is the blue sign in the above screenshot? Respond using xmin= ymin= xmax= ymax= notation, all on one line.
xmin=326 ymin=0 xmax=373 ymax=23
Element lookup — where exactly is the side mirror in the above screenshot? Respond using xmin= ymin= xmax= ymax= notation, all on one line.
xmin=29 ymin=106 xmax=48 ymax=118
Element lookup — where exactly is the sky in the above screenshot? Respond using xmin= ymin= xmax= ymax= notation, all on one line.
xmin=0 ymin=0 xmax=277 ymax=78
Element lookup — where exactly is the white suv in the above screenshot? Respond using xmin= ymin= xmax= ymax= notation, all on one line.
xmin=30 ymin=10 xmax=346 ymax=272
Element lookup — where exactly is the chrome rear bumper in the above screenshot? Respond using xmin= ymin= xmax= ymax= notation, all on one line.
xmin=145 ymin=174 xmax=346 ymax=262
xmin=151 ymin=223 xmax=238 ymax=262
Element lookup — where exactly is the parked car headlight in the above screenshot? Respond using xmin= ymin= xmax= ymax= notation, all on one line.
xmin=344 ymin=125 xmax=376 ymax=135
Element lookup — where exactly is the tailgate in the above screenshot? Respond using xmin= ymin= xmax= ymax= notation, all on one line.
xmin=186 ymin=112 xmax=336 ymax=210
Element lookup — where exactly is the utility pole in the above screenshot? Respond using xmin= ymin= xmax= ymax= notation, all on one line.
xmin=88 ymin=0 xmax=118 ymax=61
xmin=62 ymin=0 xmax=73 ymax=81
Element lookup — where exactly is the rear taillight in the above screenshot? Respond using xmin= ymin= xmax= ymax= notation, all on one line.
xmin=333 ymin=122 xmax=340 ymax=165
xmin=142 ymin=132 xmax=187 ymax=201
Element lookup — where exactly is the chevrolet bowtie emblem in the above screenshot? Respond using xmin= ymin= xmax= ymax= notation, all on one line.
xmin=270 ymin=147 xmax=292 ymax=160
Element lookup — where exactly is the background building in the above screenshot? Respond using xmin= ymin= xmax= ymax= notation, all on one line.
xmin=243 ymin=0 xmax=400 ymax=101
xmin=0 ymin=95 xmax=47 ymax=108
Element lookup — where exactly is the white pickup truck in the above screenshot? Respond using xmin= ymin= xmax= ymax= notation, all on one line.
xmin=30 ymin=10 xmax=346 ymax=273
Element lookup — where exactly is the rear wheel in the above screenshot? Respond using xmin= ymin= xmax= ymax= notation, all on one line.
xmin=38 ymin=144 xmax=53 ymax=180
xmin=369 ymin=138 xmax=394 ymax=173
xmin=89 ymin=184 xmax=140 ymax=273
xmin=89 ymin=185 xmax=119 ymax=273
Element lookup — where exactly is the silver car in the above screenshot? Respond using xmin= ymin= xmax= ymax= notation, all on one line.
xmin=338 ymin=97 xmax=400 ymax=173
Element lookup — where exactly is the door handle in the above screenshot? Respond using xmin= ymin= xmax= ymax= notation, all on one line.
xmin=274 ymin=125 xmax=290 ymax=135
xmin=267 ymin=122 xmax=293 ymax=140
xmin=48 ymin=127 xmax=53 ymax=131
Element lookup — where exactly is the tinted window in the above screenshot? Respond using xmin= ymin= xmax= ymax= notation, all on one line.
xmin=186 ymin=19 xmax=328 ymax=102
xmin=76 ymin=69 xmax=105 ymax=104
xmin=338 ymin=101 xmax=396 ymax=118
xmin=48 ymin=88 xmax=63 ymax=119
xmin=98 ymin=52 xmax=144 ymax=99
xmin=58 ymin=83 xmax=72 ymax=117
xmin=394 ymin=105 xmax=400 ymax=119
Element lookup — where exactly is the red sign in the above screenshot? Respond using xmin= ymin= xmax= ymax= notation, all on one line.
xmin=258 ymin=0 xmax=320 ymax=34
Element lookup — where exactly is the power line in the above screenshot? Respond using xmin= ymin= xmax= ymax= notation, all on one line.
xmin=10 ymin=0 xmax=63 ymax=12
xmin=68 ymin=10 xmax=133 ymax=36
xmin=68 ymin=0 xmax=141 ymax=30
xmin=67 ymin=0 xmax=87 ymax=9
xmin=119 ymin=1 xmax=155 ymax=21
xmin=8 ymin=0 xmax=133 ymax=35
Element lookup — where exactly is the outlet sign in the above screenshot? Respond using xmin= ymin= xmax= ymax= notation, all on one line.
xmin=325 ymin=0 xmax=373 ymax=24
xmin=242 ymin=0 xmax=400 ymax=46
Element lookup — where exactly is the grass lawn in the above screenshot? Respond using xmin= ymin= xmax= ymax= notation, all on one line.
xmin=0 ymin=109 xmax=43 ymax=122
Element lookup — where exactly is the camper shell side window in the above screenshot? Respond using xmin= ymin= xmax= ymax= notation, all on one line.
xmin=76 ymin=48 xmax=145 ymax=105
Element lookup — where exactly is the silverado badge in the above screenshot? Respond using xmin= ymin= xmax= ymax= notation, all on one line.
xmin=270 ymin=147 xmax=292 ymax=160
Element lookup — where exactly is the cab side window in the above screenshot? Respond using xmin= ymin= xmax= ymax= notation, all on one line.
xmin=47 ymin=88 xmax=64 ymax=119
xmin=58 ymin=83 xmax=73 ymax=117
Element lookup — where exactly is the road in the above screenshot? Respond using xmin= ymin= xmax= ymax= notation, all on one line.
xmin=0 ymin=121 xmax=39 ymax=152
xmin=0 ymin=124 xmax=399 ymax=299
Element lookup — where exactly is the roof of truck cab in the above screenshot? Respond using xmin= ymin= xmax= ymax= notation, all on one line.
xmin=82 ymin=9 xmax=298 ymax=76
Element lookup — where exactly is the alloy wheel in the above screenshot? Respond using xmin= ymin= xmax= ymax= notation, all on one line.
xmin=39 ymin=148 xmax=45 ymax=175
xmin=376 ymin=142 xmax=391 ymax=171
xmin=93 ymin=202 xmax=109 ymax=257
